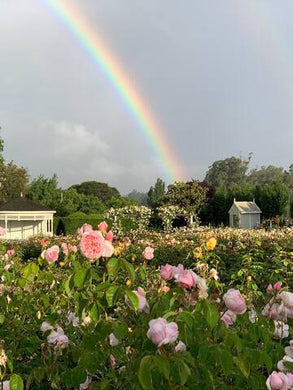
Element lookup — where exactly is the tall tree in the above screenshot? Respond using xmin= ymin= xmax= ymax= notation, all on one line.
xmin=163 ymin=180 xmax=207 ymax=225
xmin=205 ymin=155 xmax=251 ymax=189
xmin=247 ymin=165 xmax=285 ymax=186
xmin=147 ymin=178 xmax=166 ymax=207
xmin=127 ymin=190 xmax=148 ymax=205
xmin=71 ymin=181 xmax=120 ymax=203
xmin=254 ymin=181 xmax=290 ymax=219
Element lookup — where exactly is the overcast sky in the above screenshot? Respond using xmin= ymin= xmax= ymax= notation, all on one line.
xmin=1 ymin=0 xmax=293 ymax=194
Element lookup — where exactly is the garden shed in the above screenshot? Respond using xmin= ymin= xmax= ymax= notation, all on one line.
xmin=0 ymin=196 xmax=55 ymax=240
xmin=228 ymin=199 xmax=261 ymax=229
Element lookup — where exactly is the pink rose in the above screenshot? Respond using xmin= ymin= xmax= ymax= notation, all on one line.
xmin=6 ymin=249 xmax=15 ymax=256
xmin=267 ymin=284 xmax=274 ymax=293
xmin=223 ymin=289 xmax=246 ymax=314
xmin=105 ymin=231 xmax=114 ymax=242
xmin=79 ymin=376 xmax=92 ymax=390
xmin=0 ymin=227 xmax=5 ymax=236
xmin=2 ymin=381 xmax=9 ymax=390
xmin=102 ymin=240 xmax=114 ymax=258
xmin=175 ymin=270 xmax=198 ymax=289
xmin=274 ymin=282 xmax=282 ymax=292
xmin=279 ymin=292 xmax=293 ymax=309
xmin=109 ymin=354 xmax=116 ymax=367
xmin=68 ymin=244 xmax=77 ymax=253
xmin=221 ymin=310 xmax=237 ymax=327
xmin=143 ymin=247 xmax=154 ymax=260
xmin=286 ymin=373 xmax=293 ymax=387
xmin=173 ymin=264 xmax=185 ymax=278
xmin=266 ymin=371 xmax=289 ymax=390
xmin=134 ymin=287 xmax=150 ymax=313
xmin=160 ymin=264 xmax=174 ymax=280
xmin=147 ymin=317 xmax=179 ymax=347
xmin=44 ymin=245 xmax=59 ymax=264
xmin=80 ymin=231 xmax=105 ymax=261
xmin=274 ymin=321 xmax=289 ymax=339
xmin=61 ymin=242 xmax=68 ymax=256
xmin=175 ymin=341 xmax=186 ymax=352
xmin=109 ymin=333 xmax=119 ymax=346
xmin=79 ymin=224 xmax=93 ymax=234
xmin=47 ymin=327 xmax=69 ymax=349
xmin=98 ymin=221 xmax=108 ymax=232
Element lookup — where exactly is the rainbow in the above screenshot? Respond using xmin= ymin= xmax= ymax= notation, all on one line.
xmin=45 ymin=0 xmax=184 ymax=183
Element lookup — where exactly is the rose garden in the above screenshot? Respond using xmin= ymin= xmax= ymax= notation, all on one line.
xmin=1 ymin=221 xmax=293 ymax=389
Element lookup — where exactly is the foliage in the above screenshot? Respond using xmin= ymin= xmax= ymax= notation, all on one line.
xmin=71 ymin=181 xmax=120 ymax=203
xmin=157 ymin=205 xmax=187 ymax=233
xmin=126 ymin=190 xmax=148 ymax=205
xmin=106 ymin=196 xmax=137 ymax=209
xmin=106 ymin=206 xmax=152 ymax=234
xmin=147 ymin=178 xmax=166 ymax=208
xmin=163 ymin=181 xmax=207 ymax=225
xmin=255 ymin=181 xmax=290 ymax=219
xmin=0 ymin=161 xmax=30 ymax=203
xmin=54 ymin=214 xmax=108 ymax=235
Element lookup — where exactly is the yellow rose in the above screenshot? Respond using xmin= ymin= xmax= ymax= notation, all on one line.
xmin=126 ymin=279 xmax=131 ymax=286
xmin=207 ymin=238 xmax=217 ymax=251
xmin=194 ymin=247 xmax=203 ymax=259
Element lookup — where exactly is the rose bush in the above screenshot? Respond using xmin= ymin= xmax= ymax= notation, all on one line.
xmin=0 ymin=225 xmax=293 ymax=388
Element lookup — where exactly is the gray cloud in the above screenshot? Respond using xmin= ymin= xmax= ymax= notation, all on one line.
xmin=1 ymin=0 xmax=293 ymax=194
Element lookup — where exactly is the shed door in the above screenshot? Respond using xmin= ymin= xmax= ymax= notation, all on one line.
xmin=233 ymin=215 xmax=239 ymax=227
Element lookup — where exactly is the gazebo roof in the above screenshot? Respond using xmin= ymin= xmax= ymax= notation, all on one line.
xmin=0 ymin=197 xmax=55 ymax=212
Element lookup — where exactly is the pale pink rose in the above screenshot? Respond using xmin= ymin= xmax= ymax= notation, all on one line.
xmin=223 ymin=289 xmax=246 ymax=314
xmin=160 ymin=264 xmax=174 ymax=280
xmin=70 ymin=245 xmax=77 ymax=253
xmin=6 ymin=249 xmax=15 ymax=256
xmin=61 ymin=243 xmax=68 ymax=256
xmin=44 ymin=245 xmax=59 ymax=264
xmin=102 ymin=240 xmax=114 ymax=258
xmin=266 ymin=371 xmax=289 ymax=390
xmin=80 ymin=376 xmax=92 ymax=390
xmin=4 ymin=264 xmax=11 ymax=271
xmin=262 ymin=303 xmax=285 ymax=321
xmin=105 ymin=231 xmax=114 ymax=242
xmin=109 ymin=354 xmax=116 ymax=367
xmin=147 ymin=317 xmax=179 ymax=347
xmin=285 ymin=341 xmax=293 ymax=358
xmin=2 ymin=381 xmax=9 ymax=390
xmin=286 ymin=373 xmax=293 ymax=387
xmin=279 ymin=292 xmax=293 ymax=309
xmin=67 ymin=312 xmax=79 ymax=327
xmin=172 ymin=264 xmax=185 ymax=278
xmin=142 ymin=247 xmax=154 ymax=260
xmin=77 ymin=224 xmax=93 ymax=235
xmin=80 ymin=231 xmax=105 ymax=261
xmin=175 ymin=270 xmax=198 ymax=289
xmin=277 ymin=355 xmax=293 ymax=372
xmin=221 ymin=310 xmax=237 ymax=327
xmin=274 ymin=321 xmax=289 ymax=339
xmin=175 ymin=341 xmax=186 ymax=352
xmin=134 ymin=287 xmax=150 ymax=313
xmin=0 ymin=227 xmax=5 ymax=236
xmin=248 ymin=309 xmax=257 ymax=324
xmin=267 ymin=284 xmax=274 ymax=293
xmin=274 ymin=282 xmax=282 ymax=292
xmin=47 ymin=326 xmax=69 ymax=349
xmin=41 ymin=321 xmax=54 ymax=332
xmin=98 ymin=221 xmax=108 ymax=232
xmin=109 ymin=333 xmax=119 ymax=346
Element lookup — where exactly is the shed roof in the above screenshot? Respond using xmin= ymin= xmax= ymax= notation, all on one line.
xmin=0 ymin=197 xmax=55 ymax=212
xmin=229 ymin=200 xmax=261 ymax=214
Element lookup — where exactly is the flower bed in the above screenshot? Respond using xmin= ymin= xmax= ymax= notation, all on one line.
xmin=0 ymin=225 xmax=293 ymax=388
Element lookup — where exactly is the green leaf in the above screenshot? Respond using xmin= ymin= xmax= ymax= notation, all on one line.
xmin=140 ymin=266 xmax=146 ymax=281
xmin=120 ymin=259 xmax=135 ymax=282
xmin=0 ymin=314 xmax=5 ymax=324
xmin=95 ymin=282 xmax=111 ymax=292
xmin=202 ymin=300 xmax=219 ymax=330
xmin=153 ymin=355 xmax=169 ymax=379
xmin=64 ymin=274 xmax=74 ymax=296
xmin=124 ymin=288 xmax=139 ymax=311
xmin=178 ymin=311 xmax=194 ymax=329
xmin=106 ymin=286 xmax=120 ymax=307
xmin=74 ymin=269 xmax=89 ymax=288
xmin=9 ymin=374 xmax=24 ymax=390
xmin=23 ymin=263 xmax=39 ymax=279
xmin=177 ymin=360 xmax=191 ymax=385
xmin=90 ymin=303 xmax=99 ymax=322
xmin=138 ymin=356 xmax=154 ymax=390
xmin=234 ymin=356 xmax=250 ymax=378
xmin=106 ymin=258 xmax=120 ymax=276
xmin=214 ymin=346 xmax=233 ymax=376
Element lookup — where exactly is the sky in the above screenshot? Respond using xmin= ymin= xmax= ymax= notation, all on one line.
xmin=1 ymin=0 xmax=293 ymax=194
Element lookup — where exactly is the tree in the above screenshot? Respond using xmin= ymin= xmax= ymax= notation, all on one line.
xmin=254 ymin=181 xmax=290 ymax=219
xmin=126 ymin=190 xmax=148 ymax=205
xmin=71 ymin=181 xmax=120 ymax=203
xmin=205 ymin=155 xmax=251 ymax=189
xmin=106 ymin=196 xmax=137 ymax=209
xmin=27 ymin=174 xmax=61 ymax=210
xmin=147 ymin=178 xmax=166 ymax=207
xmin=162 ymin=180 xmax=207 ymax=225
xmin=247 ymin=165 xmax=285 ymax=186
xmin=0 ymin=161 xmax=30 ymax=203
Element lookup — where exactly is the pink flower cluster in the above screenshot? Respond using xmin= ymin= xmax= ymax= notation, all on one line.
xmin=267 ymin=340 xmax=293 ymax=389
xmin=41 ymin=322 xmax=69 ymax=350
xmin=61 ymin=242 xmax=77 ymax=256
xmin=160 ymin=263 xmax=208 ymax=299
xmin=147 ymin=317 xmax=179 ymax=347
xmin=142 ymin=247 xmax=154 ymax=260
xmin=79 ymin=221 xmax=114 ymax=261
xmin=221 ymin=289 xmax=247 ymax=327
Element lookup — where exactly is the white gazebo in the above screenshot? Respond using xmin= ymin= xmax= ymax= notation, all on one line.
xmin=228 ymin=199 xmax=261 ymax=229
xmin=0 ymin=197 xmax=56 ymax=240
